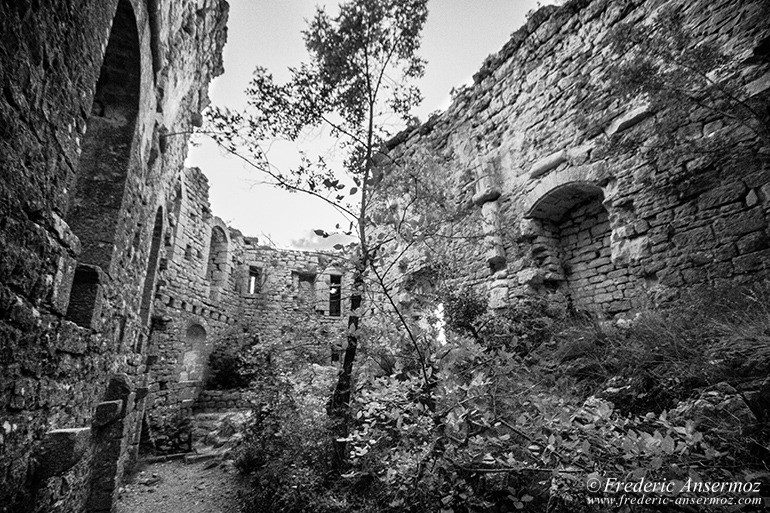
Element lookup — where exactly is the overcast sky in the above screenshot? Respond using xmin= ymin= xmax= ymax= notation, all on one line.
xmin=186 ymin=0 xmax=548 ymax=248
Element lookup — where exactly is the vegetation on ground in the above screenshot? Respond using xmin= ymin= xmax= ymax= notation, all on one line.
xmin=231 ymin=283 xmax=770 ymax=512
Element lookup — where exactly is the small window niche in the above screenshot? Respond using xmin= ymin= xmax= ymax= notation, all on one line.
xmin=65 ymin=264 xmax=105 ymax=329
xmin=329 ymin=274 xmax=342 ymax=317
xmin=296 ymin=272 xmax=316 ymax=308
xmin=247 ymin=266 xmax=262 ymax=295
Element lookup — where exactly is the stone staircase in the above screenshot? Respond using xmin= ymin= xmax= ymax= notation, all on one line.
xmin=186 ymin=411 xmax=252 ymax=463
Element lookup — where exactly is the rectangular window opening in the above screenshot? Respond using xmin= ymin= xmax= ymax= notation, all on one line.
xmin=329 ymin=275 xmax=342 ymax=317
xmin=248 ymin=266 xmax=262 ymax=294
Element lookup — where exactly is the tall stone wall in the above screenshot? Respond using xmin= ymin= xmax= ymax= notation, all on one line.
xmin=238 ymin=243 xmax=353 ymax=363
xmin=144 ymin=167 xmax=240 ymax=445
xmin=0 ymin=0 xmax=228 ymax=510
xmin=143 ymin=167 xmax=351 ymax=446
xmin=384 ymin=0 xmax=770 ymax=318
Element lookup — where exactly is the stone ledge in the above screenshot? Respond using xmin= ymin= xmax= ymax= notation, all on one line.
xmin=37 ymin=427 xmax=92 ymax=479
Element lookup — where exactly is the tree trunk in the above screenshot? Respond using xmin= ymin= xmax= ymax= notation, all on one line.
xmin=327 ymin=263 xmax=364 ymax=471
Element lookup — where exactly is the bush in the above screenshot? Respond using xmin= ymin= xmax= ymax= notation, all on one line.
xmin=234 ymin=283 xmax=770 ymax=512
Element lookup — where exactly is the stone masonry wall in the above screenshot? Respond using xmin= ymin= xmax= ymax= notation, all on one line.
xmin=143 ymin=167 xmax=351 ymax=448
xmin=145 ymin=167 xmax=240 ymax=443
xmin=0 ymin=1 xmax=228 ymax=511
xmin=384 ymin=0 xmax=770 ymax=318
xmin=239 ymin=243 xmax=353 ymax=363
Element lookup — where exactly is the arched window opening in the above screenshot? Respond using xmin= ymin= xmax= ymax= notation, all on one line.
xmin=139 ymin=208 xmax=164 ymax=327
xmin=65 ymin=0 xmax=140 ymax=328
xmin=206 ymin=226 xmax=228 ymax=299
xmin=527 ymin=183 xmax=632 ymax=316
xmin=180 ymin=324 xmax=207 ymax=382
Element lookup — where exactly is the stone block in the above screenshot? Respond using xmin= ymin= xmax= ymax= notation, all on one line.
xmin=605 ymin=105 xmax=651 ymax=137
xmin=92 ymin=400 xmax=123 ymax=428
xmin=51 ymin=254 xmax=77 ymax=315
xmin=517 ymin=268 xmax=544 ymax=286
xmin=745 ymin=189 xmax=759 ymax=207
xmin=745 ymin=71 xmax=770 ymax=97
xmin=472 ymin=181 xmax=501 ymax=206
xmin=37 ymin=428 xmax=92 ymax=480
xmin=697 ymin=182 xmax=746 ymax=210
xmin=733 ymin=249 xmax=770 ymax=273
xmin=714 ymin=208 xmax=766 ymax=238
xmin=488 ymin=286 xmax=509 ymax=309
xmin=671 ymin=226 xmax=714 ymax=249
xmin=737 ymin=231 xmax=768 ymax=254
xmin=529 ymin=149 xmax=566 ymax=179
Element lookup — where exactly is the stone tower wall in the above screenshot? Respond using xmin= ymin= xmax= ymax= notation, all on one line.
xmin=385 ymin=0 xmax=770 ymax=317
xmin=142 ymin=166 xmax=351 ymax=444
xmin=0 ymin=0 xmax=228 ymax=510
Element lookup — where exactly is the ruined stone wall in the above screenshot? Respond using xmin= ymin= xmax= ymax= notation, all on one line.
xmin=143 ymin=166 xmax=351 ymax=445
xmin=385 ymin=0 xmax=770 ymax=318
xmin=0 ymin=0 xmax=228 ymax=510
xmin=239 ymin=244 xmax=352 ymax=363
xmin=144 ymin=167 xmax=241 ymax=446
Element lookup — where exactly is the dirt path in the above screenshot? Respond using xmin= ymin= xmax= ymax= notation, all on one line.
xmin=116 ymin=458 xmax=248 ymax=513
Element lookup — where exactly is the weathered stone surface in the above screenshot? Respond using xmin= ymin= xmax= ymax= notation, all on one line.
xmin=0 ymin=0 xmax=229 ymax=510
xmin=604 ymin=105 xmax=652 ymax=137
xmin=37 ymin=428 xmax=92 ymax=480
xmin=92 ymin=400 xmax=124 ymax=428
xmin=472 ymin=176 xmax=502 ymax=205
xmin=380 ymin=0 xmax=769 ymax=318
xmin=529 ymin=149 xmax=566 ymax=179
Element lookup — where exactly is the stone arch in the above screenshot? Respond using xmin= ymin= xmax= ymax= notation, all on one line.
xmin=206 ymin=224 xmax=229 ymax=299
xmin=523 ymin=163 xmax=608 ymax=219
xmin=525 ymin=180 xmax=632 ymax=316
xmin=180 ymin=324 xmax=207 ymax=382
xmin=525 ymin=181 xmax=604 ymax=221
xmin=65 ymin=0 xmax=141 ymax=328
xmin=139 ymin=207 xmax=164 ymax=328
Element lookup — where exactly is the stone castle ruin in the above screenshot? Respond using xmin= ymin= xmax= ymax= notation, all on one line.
xmin=385 ymin=0 xmax=769 ymax=317
xmin=0 ymin=0 xmax=768 ymax=511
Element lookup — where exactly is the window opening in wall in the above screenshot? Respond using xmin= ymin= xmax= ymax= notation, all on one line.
xmin=297 ymin=272 xmax=316 ymax=308
xmin=64 ymin=0 xmax=140 ymax=325
xmin=184 ymin=244 xmax=192 ymax=260
xmin=329 ymin=275 xmax=342 ymax=317
xmin=248 ymin=266 xmax=262 ymax=294
xmin=206 ymin=226 xmax=228 ymax=299
xmin=139 ymin=208 xmax=163 ymax=326
xmin=66 ymin=264 xmax=103 ymax=328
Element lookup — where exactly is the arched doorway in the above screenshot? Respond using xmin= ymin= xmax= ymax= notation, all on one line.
xmin=526 ymin=182 xmax=632 ymax=316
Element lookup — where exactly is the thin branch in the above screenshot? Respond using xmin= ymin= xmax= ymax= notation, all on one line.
xmin=206 ymin=135 xmax=359 ymax=220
